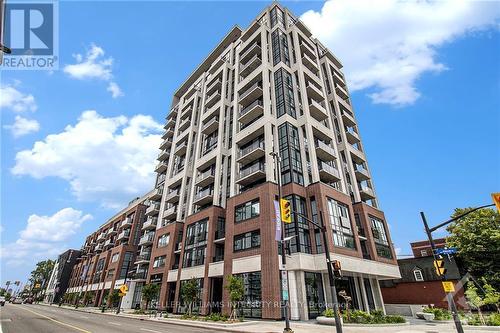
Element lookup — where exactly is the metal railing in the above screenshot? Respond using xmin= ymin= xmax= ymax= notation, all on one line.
xmin=238 ymin=140 xmax=264 ymax=158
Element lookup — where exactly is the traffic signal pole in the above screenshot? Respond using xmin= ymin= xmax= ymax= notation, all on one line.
xmin=420 ymin=212 xmax=463 ymax=333
xmin=294 ymin=210 xmax=343 ymax=333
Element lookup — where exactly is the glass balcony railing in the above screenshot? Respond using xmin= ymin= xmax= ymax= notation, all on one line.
xmin=239 ymin=162 xmax=265 ymax=179
xmin=238 ymin=140 xmax=264 ymax=158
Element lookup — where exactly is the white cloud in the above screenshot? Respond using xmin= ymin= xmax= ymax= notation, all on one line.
xmin=12 ymin=110 xmax=163 ymax=208
xmin=300 ymin=0 xmax=500 ymax=106
xmin=0 ymin=82 xmax=37 ymax=112
xmin=64 ymin=44 xmax=124 ymax=98
xmin=5 ymin=115 xmax=40 ymax=137
xmin=107 ymin=81 xmax=124 ymax=98
xmin=0 ymin=208 xmax=91 ymax=265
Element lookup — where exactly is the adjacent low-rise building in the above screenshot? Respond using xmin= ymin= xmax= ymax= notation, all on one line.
xmin=44 ymin=249 xmax=81 ymax=304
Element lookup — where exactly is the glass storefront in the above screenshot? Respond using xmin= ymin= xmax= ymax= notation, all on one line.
xmin=304 ymin=272 xmax=325 ymax=319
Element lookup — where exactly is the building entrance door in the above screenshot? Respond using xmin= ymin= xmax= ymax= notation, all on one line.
xmin=305 ymin=272 xmax=325 ymax=319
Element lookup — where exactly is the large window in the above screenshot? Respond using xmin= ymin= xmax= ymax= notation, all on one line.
xmin=270 ymin=6 xmax=285 ymax=28
xmin=284 ymin=195 xmax=311 ymax=254
xmin=158 ymin=234 xmax=170 ymax=248
xmin=370 ymin=216 xmax=393 ymax=259
xmin=234 ymin=230 xmax=261 ymax=252
xmin=119 ymin=252 xmax=134 ymax=279
xmin=235 ymin=272 xmax=262 ymax=318
xmin=183 ymin=219 xmax=208 ymax=268
xmin=153 ymin=255 xmax=166 ymax=268
xmin=327 ymin=199 xmax=355 ymax=249
xmin=278 ymin=123 xmax=303 ymax=185
xmin=271 ymin=29 xmax=290 ymax=66
xmin=274 ymin=68 xmax=296 ymax=118
xmin=235 ymin=199 xmax=260 ymax=222
xmin=178 ymin=278 xmax=204 ymax=314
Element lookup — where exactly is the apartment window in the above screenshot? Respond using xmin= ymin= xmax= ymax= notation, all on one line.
xmin=271 ymin=29 xmax=290 ymax=66
xmin=278 ymin=123 xmax=304 ymax=185
xmin=106 ymin=269 xmax=115 ymax=279
xmin=235 ymin=199 xmax=260 ymax=222
xmin=119 ymin=252 xmax=134 ymax=279
xmin=111 ymin=253 xmax=119 ymax=263
xmin=274 ymin=68 xmax=296 ymax=118
xmin=370 ymin=216 xmax=393 ymax=259
xmin=234 ymin=230 xmax=261 ymax=252
xmin=420 ymin=250 xmax=428 ymax=257
xmin=235 ymin=272 xmax=262 ymax=318
xmin=183 ymin=246 xmax=206 ymax=268
xmin=284 ymin=195 xmax=311 ymax=254
xmin=413 ymin=268 xmax=424 ymax=282
xmin=270 ymin=6 xmax=284 ymax=28
xmin=153 ymin=255 xmax=166 ymax=268
xmin=183 ymin=219 xmax=208 ymax=268
xmin=202 ymin=131 xmax=218 ymax=155
xmin=158 ymin=234 xmax=170 ymax=248
xmin=327 ymin=198 xmax=355 ymax=249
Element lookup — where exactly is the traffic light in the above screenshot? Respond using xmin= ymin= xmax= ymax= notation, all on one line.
xmin=492 ymin=193 xmax=500 ymax=213
xmin=332 ymin=260 xmax=342 ymax=278
xmin=280 ymin=199 xmax=292 ymax=223
xmin=434 ymin=259 xmax=447 ymax=276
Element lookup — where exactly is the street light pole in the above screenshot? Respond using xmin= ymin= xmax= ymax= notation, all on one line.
xmin=116 ymin=259 xmax=132 ymax=314
xmin=294 ymin=210 xmax=343 ymax=333
xmin=270 ymin=150 xmax=293 ymax=333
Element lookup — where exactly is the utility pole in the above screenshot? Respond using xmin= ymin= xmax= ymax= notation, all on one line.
xmin=294 ymin=210 xmax=343 ymax=333
xmin=419 ymin=203 xmax=494 ymax=333
xmin=270 ymin=150 xmax=293 ymax=333
xmin=116 ymin=259 xmax=132 ymax=314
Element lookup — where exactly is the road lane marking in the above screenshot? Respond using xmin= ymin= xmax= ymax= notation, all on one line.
xmin=108 ymin=321 xmax=121 ymax=326
xmin=13 ymin=305 xmax=92 ymax=333
xmin=140 ymin=329 xmax=162 ymax=333
xmin=80 ymin=315 xmax=89 ymax=319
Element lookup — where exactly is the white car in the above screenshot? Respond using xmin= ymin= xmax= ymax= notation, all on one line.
xmin=0 ymin=296 xmax=5 ymax=306
xmin=12 ymin=298 xmax=23 ymax=304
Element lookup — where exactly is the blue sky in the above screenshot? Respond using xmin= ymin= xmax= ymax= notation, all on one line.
xmin=1 ymin=0 xmax=499 ymax=286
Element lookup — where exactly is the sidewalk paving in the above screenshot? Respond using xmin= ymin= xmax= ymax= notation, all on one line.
xmin=39 ymin=303 xmax=499 ymax=333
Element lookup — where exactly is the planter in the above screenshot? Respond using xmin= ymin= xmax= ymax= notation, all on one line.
xmin=316 ymin=316 xmax=343 ymax=326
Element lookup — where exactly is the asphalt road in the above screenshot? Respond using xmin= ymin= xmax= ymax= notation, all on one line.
xmin=0 ymin=303 xmax=222 ymax=333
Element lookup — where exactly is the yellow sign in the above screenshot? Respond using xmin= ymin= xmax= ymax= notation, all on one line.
xmin=119 ymin=284 xmax=128 ymax=294
xmin=442 ymin=281 xmax=455 ymax=293
xmin=118 ymin=292 xmax=126 ymax=297
xmin=280 ymin=199 xmax=292 ymax=223
xmin=34 ymin=283 xmax=41 ymax=289
xmin=492 ymin=193 xmax=500 ymax=213
xmin=433 ymin=259 xmax=447 ymax=276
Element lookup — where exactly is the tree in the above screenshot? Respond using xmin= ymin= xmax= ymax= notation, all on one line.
xmin=225 ymin=275 xmax=244 ymax=321
xmin=466 ymin=281 xmax=486 ymax=325
xmin=446 ymin=208 xmax=500 ymax=288
xmin=483 ymin=281 xmax=500 ymax=313
xmin=142 ymin=283 xmax=160 ymax=310
xmin=29 ymin=259 xmax=56 ymax=300
xmin=109 ymin=290 xmax=120 ymax=308
xmin=181 ymin=278 xmax=200 ymax=316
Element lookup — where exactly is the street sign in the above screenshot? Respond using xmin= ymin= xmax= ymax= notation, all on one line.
xmin=433 ymin=259 xmax=447 ymax=276
xmin=274 ymin=200 xmax=281 ymax=241
xmin=442 ymin=281 xmax=455 ymax=293
xmin=435 ymin=247 xmax=457 ymax=256
xmin=118 ymin=292 xmax=126 ymax=297
xmin=492 ymin=193 xmax=500 ymax=213
xmin=119 ymin=284 xmax=128 ymax=295
xmin=281 ymin=271 xmax=289 ymax=301
xmin=34 ymin=283 xmax=41 ymax=289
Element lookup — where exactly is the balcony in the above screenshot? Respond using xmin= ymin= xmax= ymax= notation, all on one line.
xmin=117 ymin=229 xmax=130 ymax=240
xmin=159 ymin=137 xmax=172 ymax=150
xmin=150 ymin=187 xmax=163 ymax=201
xmin=237 ymin=140 xmax=265 ymax=164
xmin=196 ymin=168 xmax=215 ymax=188
xmin=336 ymin=84 xmax=349 ymax=100
xmin=142 ymin=217 xmax=158 ymax=230
xmin=206 ymin=77 xmax=222 ymax=96
xmin=240 ymin=42 xmax=261 ymax=64
xmin=157 ymin=149 xmax=168 ymax=161
xmin=193 ymin=188 xmax=214 ymax=206
xmin=121 ymin=217 xmax=132 ymax=228
xmin=201 ymin=117 xmax=219 ymax=135
xmin=300 ymin=41 xmax=316 ymax=59
xmin=349 ymin=147 xmax=366 ymax=164
xmin=332 ymin=69 xmax=345 ymax=86
xmin=139 ymin=233 xmax=154 ymax=246
xmin=203 ymin=100 xmax=221 ymax=119
xmin=107 ymin=228 xmax=116 ymax=236
xmin=318 ymin=161 xmax=341 ymax=182
xmin=133 ymin=269 xmax=148 ymax=281
xmin=345 ymin=127 xmax=360 ymax=144
xmin=178 ymin=117 xmax=190 ymax=133
xmin=308 ymin=99 xmax=328 ymax=121
xmin=214 ymin=229 xmax=225 ymax=241
xmin=354 ymin=166 xmax=370 ymax=181
xmin=162 ymin=127 xmax=174 ymax=139
xmin=155 ymin=161 xmax=168 ymax=173
xmin=163 ymin=205 xmax=177 ymax=219
xmin=205 ymin=91 xmax=221 ymax=109
xmin=236 ymin=163 xmax=266 ymax=186
xmin=95 ymin=244 xmax=104 ymax=252
xmin=165 ymin=189 xmax=180 ymax=203
xmin=239 ymin=81 xmax=263 ymax=107
xmin=240 ymin=54 xmax=262 ymax=78
xmin=359 ymin=185 xmax=376 ymax=200
xmin=145 ymin=202 xmax=160 ymax=216
xmin=104 ymin=239 xmax=114 ymax=249
xmin=306 ymin=82 xmax=324 ymax=101
xmin=239 ymin=99 xmax=264 ymax=125
xmin=209 ymin=55 xmax=228 ymax=74
xmin=174 ymin=140 xmax=188 ymax=156
xmin=96 ymin=233 xmax=106 ymax=243
xmin=341 ymin=109 xmax=356 ymax=127
xmin=302 ymin=52 xmax=319 ymax=73
xmin=315 ymin=140 xmax=336 ymax=161
xmin=134 ymin=253 xmax=151 ymax=265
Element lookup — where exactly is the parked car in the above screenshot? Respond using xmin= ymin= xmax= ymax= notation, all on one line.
xmin=0 ymin=296 xmax=5 ymax=306
xmin=12 ymin=298 xmax=23 ymax=304
xmin=23 ymin=297 xmax=33 ymax=304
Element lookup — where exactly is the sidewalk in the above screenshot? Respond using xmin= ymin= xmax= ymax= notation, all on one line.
xmin=39 ymin=303 xmax=499 ymax=333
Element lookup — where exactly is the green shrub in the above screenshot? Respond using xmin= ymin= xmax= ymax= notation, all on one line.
xmin=487 ymin=313 xmax=500 ymax=326
xmin=322 ymin=308 xmax=335 ymax=318
xmin=163 ymin=313 xmax=169 ymax=318
xmin=423 ymin=307 xmax=452 ymax=320
xmin=384 ymin=315 xmax=406 ymax=323
xmin=133 ymin=309 xmax=146 ymax=315
xmin=348 ymin=310 xmax=372 ymax=324
xmin=342 ymin=309 xmax=406 ymax=324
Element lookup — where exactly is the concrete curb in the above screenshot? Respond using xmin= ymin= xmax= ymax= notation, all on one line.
xmin=343 ymin=322 xmax=410 ymax=327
